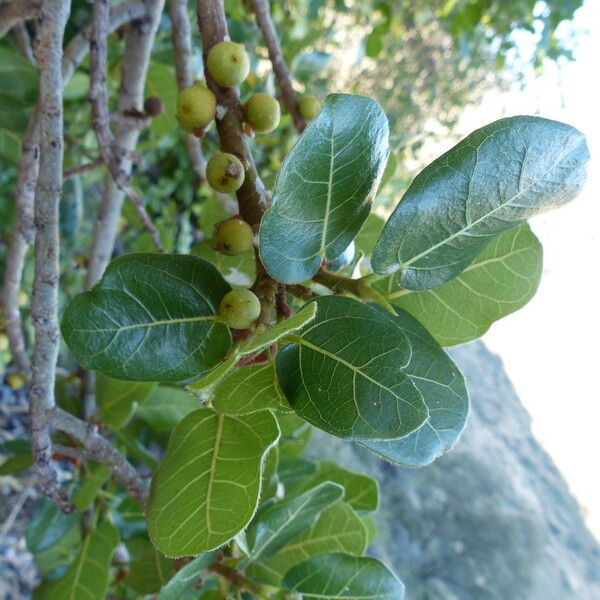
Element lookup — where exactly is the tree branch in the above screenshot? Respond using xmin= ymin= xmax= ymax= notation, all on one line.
xmin=89 ymin=0 xmax=164 ymax=254
xmin=0 ymin=0 xmax=40 ymax=38
xmin=49 ymin=407 xmax=149 ymax=507
xmin=251 ymin=0 xmax=306 ymax=133
xmin=12 ymin=22 xmax=36 ymax=64
xmin=28 ymin=0 xmax=74 ymax=513
xmin=168 ymin=0 xmax=234 ymax=212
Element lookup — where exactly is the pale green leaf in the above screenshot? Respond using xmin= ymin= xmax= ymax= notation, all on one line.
xmin=246 ymin=482 xmax=344 ymax=563
xmin=61 ymin=254 xmax=232 ymax=382
xmin=35 ymin=522 xmax=119 ymax=600
xmin=373 ymin=116 xmax=589 ymax=289
xmin=248 ymin=502 xmax=368 ymax=586
xmin=378 ymin=224 xmax=543 ymax=346
xmin=191 ymin=240 xmax=256 ymax=287
xmin=283 ymin=552 xmax=404 ymax=599
xmin=127 ymin=537 xmax=175 ymax=594
xmin=72 ymin=463 xmax=111 ymax=511
xmin=96 ymin=374 xmax=156 ymax=429
xmin=147 ymin=409 xmax=280 ymax=557
xmin=259 ymin=94 xmax=389 ymax=283
xmin=212 ymin=361 xmax=291 ymax=415
xmin=158 ymin=552 xmax=217 ymax=600
xmin=136 ymin=385 xmax=199 ymax=431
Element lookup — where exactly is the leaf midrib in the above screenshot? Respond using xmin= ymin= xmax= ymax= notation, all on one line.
xmin=75 ymin=314 xmax=217 ymax=334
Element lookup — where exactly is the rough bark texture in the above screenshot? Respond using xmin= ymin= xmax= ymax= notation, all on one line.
xmin=85 ymin=0 xmax=165 ymax=289
xmin=251 ymin=0 xmax=306 ymax=132
xmin=28 ymin=0 xmax=73 ymax=513
xmin=0 ymin=0 xmax=40 ymax=38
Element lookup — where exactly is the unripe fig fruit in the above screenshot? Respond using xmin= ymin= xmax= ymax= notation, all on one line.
xmin=144 ymin=96 xmax=164 ymax=116
xmin=17 ymin=290 xmax=27 ymax=307
xmin=207 ymin=152 xmax=245 ymax=193
xmin=0 ymin=333 xmax=9 ymax=353
xmin=207 ymin=41 xmax=250 ymax=87
xmin=212 ymin=217 xmax=254 ymax=256
xmin=176 ymin=81 xmax=217 ymax=133
xmin=6 ymin=373 xmax=25 ymax=391
xmin=219 ymin=288 xmax=261 ymax=330
xmin=243 ymin=93 xmax=281 ymax=133
xmin=298 ymin=94 xmax=321 ymax=121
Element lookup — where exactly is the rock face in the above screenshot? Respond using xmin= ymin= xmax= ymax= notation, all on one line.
xmin=309 ymin=341 xmax=600 ymax=600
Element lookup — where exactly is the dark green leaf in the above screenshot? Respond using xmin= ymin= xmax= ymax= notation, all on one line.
xmin=372 ymin=116 xmax=589 ymax=289
xmin=147 ymin=409 xmax=280 ymax=557
xmin=277 ymin=296 xmax=428 ymax=440
xmin=359 ymin=307 xmax=469 ymax=467
xmin=259 ymin=94 xmax=389 ymax=283
xmin=61 ymin=254 xmax=232 ymax=382
xmin=127 ymin=537 xmax=175 ymax=594
xmin=72 ymin=463 xmax=111 ymax=510
xmin=283 ymin=553 xmax=404 ymax=599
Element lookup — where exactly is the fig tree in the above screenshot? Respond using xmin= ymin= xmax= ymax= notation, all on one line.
xmin=219 ymin=288 xmax=261 ymax=329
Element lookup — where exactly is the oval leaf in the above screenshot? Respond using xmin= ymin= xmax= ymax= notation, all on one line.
xmin=259 ymin=94 xmax=389 ymax=283
xmin=379 ymin=224 xmax=543 ymax=346
xmin=157 ymin=552 xmax=217 ymax=600
xmin=61 ymin=254 xmax=232 ymax=382
xmin=147 ymin=409 xmax=280 ymax=557
xmin=248 ymin=502 xmax=368 ymax=587
xmin=127 ymin=537 xmax=175 ymax=594
xmin=372 ymin=116 xmax=589 ymax=289
xmin=358 ymin=307 xmax=469 ymax=467
xmin=277 ymin=296 xmax=428 ymax=440
xmin=282 ymin=553 xmax=404 ymax=599
xmin=246 ymin=482 xmax=344 ymax=563
xmin=96 ymin=374 xmax=156 ymax=429
xmin=35 ymin=522 xmax=119 ymax=600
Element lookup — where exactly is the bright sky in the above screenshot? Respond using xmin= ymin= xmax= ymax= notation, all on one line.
xmin=456 ymin=1 xmax=600 ymax=537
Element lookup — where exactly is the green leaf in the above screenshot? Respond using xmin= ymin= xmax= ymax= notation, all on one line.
xmin=248 ymin=502 xmax=368 ymax=586
xmin=378 ymin=224 xmax=543 ymax=346
xmin=26 ymin=498 xmax=79 ymax=554
xmin=212 ymin=361 xmax=291 ymax=414
xmin=157 ymin=552 xmax=217 ymax=600
xmin=358 ymin=307 xmax=469 ymax=467
xmin=283 ymin=553 xmax=404 ymax=599
xmin=0 ymin=48 xmax=38 ymax=102
xmin=354 ymin=213 xmax=385 ymax=257
xmin=147 ymin=409 xmax=280 ymax=557
xmin=136 ymin=384 xmax=199 ymax=431
xmin=191 ymin=240 xmax=256 ymax=287
xmin=246 ymin=482 xmax=344 ymax=563
xmin=61 ymin=253 xmax=232 ymax=382
xmin=372 ymin=116 xmax=589 ymax=289
xmin=299 ymin=461 xmax=378 ymax=512
xmin=277 ymin=296 xmax=428 ymax=440
xmin=0 ymin=128 xmax=22 ymax=164
xmin=72 ymin=463 xmax=111 ymax=511
xmin=259 ymin=93 xmax=389 ymax=283
xmin=35 ymin=522 xmax=119 ymax=600
xmin=96 ymin=374 xmax=156 ymax=429
xmin=127 ymin=537 xmax=175 ymax=594
xmin=0 ymin=453 xmax=33 ymax=475
xmin=188 ymin=303 xmax=317 ymax=396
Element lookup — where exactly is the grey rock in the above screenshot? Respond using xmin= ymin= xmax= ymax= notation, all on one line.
xmin=309 ymin=341 xmax=600 ymax=600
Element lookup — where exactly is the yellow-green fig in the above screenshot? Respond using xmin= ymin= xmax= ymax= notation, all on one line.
xmin=243 ymin=93 xmax=281 ymax=134
xmin=207 ymin=152 xmax=245 ymax=193
xmin=299 ymin=94 xmax=321 ymax=121
xmin=207 ymin=41 xmax=250 ymax=87
xmin=212 ymin=217 xmax=254 ymax=256
xmin=219 ymin=288 xmax=261 ymax=329
xmin=176 ymin=81 xmax=216 ymax=133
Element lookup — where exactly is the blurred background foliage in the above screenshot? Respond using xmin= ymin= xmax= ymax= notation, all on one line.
xmin=0 ymin=0 xmax=584 ymax=375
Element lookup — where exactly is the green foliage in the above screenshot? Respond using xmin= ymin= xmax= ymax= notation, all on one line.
xmin=259 ymin=94 xmax=389 ymax=283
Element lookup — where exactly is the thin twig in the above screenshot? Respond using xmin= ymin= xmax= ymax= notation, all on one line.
xmin=63 ymin=159 xmax=103 ymax=180
xmin=0 ymin=0 xmax=40 ymax=38
xmin=49 ymin=407 xmax=149 ymax=508
xmin=251 ymin=0 xmax=306 ymax=132
xmin=168 ymin=0 xmax=234 ymax=212
xmin=28 ymin=0 xmax=74 ymax=513
xmin=12 ymin=22 xmax=36 ymax=64
xmin=89 ymin=0 xmax=164 ymax=254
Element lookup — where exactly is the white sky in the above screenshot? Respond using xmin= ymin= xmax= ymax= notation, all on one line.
xmin=455 ymin=1 xmax=600 ymax=537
